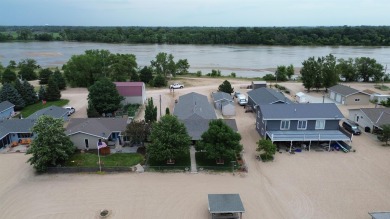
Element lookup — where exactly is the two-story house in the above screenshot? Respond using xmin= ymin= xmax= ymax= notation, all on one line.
xmin=256 ymin=103 xmax=351 ymax=151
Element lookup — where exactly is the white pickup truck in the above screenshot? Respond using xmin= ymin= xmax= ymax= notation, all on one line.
xmin=169 ymin=83 xmax=184 ymax=89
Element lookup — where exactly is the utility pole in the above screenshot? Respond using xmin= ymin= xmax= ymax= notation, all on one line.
xmin=159 ymin=95 xmax=162 ymax=117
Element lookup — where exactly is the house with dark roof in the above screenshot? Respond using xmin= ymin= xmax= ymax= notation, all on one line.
xmin=247 ymin=88 xmax=292 ymax=113
xmin=173 ymin=92 xmax=237 ymax=141
xmin=114 ymin=82 xmax=146 ymax=105
xmin=348 ymin=107 xmax=390 ymax=133
xmin=212 ymin=92 xmax=235 ymax=116
xmin=65 ymin=118 xmax=127 ymax=150
xmin=328 ymin=84 xmax=370 ymax=105
xmin=0 ymin=101 xmax=15 ymax=120
xmin=27 ymin=106 xmax=69 ymax=121
xmin=256 ymin=103 xmax=351 ymax=150
xmin=0 ymin=119 xmax=35 ymax=149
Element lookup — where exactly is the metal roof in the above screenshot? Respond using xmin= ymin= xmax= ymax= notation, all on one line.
xmin=0 ymin=101 xmax=15 ymax=113
xmin=247 ymin=88 xmax=292 ymax=105
xmin=27 ymin=106 xmax=68 ymax=120
xmin=266 ymin=130 xmax=351 ymax=142
xmin=182 ymin=119 xmax=238 ymax=140
xmin=212 ymin=92 xmax=233 ymax=102
xmin=66 ymin=118 xmax=127 ymax=138
xmin=369 ymin=212 xmax=390 ymax=219
xmin=329 ymin=84 xmax=368 ymax=97
xmin=208 ymin=194 xmax=245 ymax=214
xmin=260 ymin=103 xmax=344 ymax=120
xmin=0 ymin=119 xmax=35 ymax=139
xmin=173 ymin=92 xmax=217 ymax=120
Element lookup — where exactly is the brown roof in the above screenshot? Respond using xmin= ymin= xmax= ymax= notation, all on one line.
xmin=66 ymin=118 xmax=127 ymax=138
xmin=362 ymin=89 xmax=377 ymax=95
xmin=360 ymin=108 xmax=390 ymax=127
xmin=329 ymin=84 xmax=369 ymax=97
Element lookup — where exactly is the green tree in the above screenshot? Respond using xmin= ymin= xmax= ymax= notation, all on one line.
xmin=301 ymin=57 xmax=320 ymax=92
xmin=355 ymin=57 xmax=384 ymax=82
xmin=88 ymin=78 xmax=123 ymax=115
xmin=39 ymin=68 xmax=53 ymax=85
xmin=378 ymin=124 xmax=390 ymax=146
xmin=176 ymin=59 xmax=190 ymax=75
xmin=108 ymin=53 xmax=138 ymax=82
xmin=17 ymin=58 xmax=39 ymax=80
xmin=218 ymin=80 xmax=234 ymax=94
xmin=275 ymin=65 xmax=288 ymax=81
xmin=46 ymin=76 xmax=61 ymax=101
xmin=53 ymin=69 xmax=67 ymax=90
xmin=322 ymin=54 xmax=339 ymax=92
xmin=139 ymin=66 xmax=154 ymax=84
xmin=26 ymin=116 xmax=76 ymax=172
xmin=0 ymin=83 xmax=25 ymax=110
xmin=15 ymin=80 xmax=37 ymax=105
xmin=147 ymin=115 xmax=191 ymax=162
xmin=7 ymin=60 xmax=17 ymax=69
xmin=196 ymin=119 xmax=242 ymax=162
xmin=286 ymin=64 xmax=295 ymax=80
xmin=38 ymin=85 xmax=46 ymax=101
xmin=2 ymin=68 xmax=17 ymax=83
xmin=144 ymin=98 xmax=157 ymax=123
xmin=151 ymin=52 xmax=176 ymax=77
xmin=124 ymin=120 xmax=151 ymax=146
xmin=152 ymin=73 xmax=167 ymax=87
xmin=87 ymin=101 xmax=100 ymax=118
xmin=256 ymin=139 xmax=276 ymax=161
xmin=337 ymin=58 xmax=357 ymax=82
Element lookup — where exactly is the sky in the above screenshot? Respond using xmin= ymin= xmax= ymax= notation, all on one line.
xmin=1 ymin=0 xmax=390 ymax=26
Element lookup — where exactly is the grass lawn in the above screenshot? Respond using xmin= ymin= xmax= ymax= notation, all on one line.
xmin=195 ymin=152 xmax=234 ymax=171
xmin=148 ymin=150 xmax=191 ymax=167
xmin=19 ymin=99 xmax=69 ymax=117
xmin=65 ymin=153 xmax=144 ymax=167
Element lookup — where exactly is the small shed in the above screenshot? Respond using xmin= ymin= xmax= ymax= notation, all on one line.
xmin=114 ymin=82 xmax=146 ymax=105
xmin=208 ymin=194 xmax=245 ymax=219
xmin=295 ymin=92 xmax=308 ymax=103
xmin=252 ymin=81 xmax=266 ymax=89
xmin=221 ymin=101 xmax=235 ymax=116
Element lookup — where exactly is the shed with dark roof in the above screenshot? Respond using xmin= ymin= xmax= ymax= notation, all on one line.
xmin=328 ymin=84 xmax=370 ymax=105
xmin=208 ymin=194 xmax=245 ymax=219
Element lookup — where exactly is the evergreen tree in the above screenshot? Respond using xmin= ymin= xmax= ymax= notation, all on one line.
xmin=88 ymin=78 xmax=123 ymax=115
xmin=0 ymin=83 xmax=25 ymax=110
xmin=38 ymin=85 xmax=46 ymax=101
xmin=38 ymin=68 xmax=53 ymax=84
xmin=139 ymin=66 xmax=153 ymax=84
xmin=152 ymin=73 xmax=167 ymax=87
xmin=218 ymin=80 xmax=234 ymax=94
xmin=144 ymin=98 xmax=157 ymax=123
xmin=2 ymin=68 xmax=17 ymax=83
xmin=22 ymin=80 xmax=38 ymax=105
xmin=87 ymin=101 xmax=100 ymax=118
xmin=53 ymin=69 xmax=67 ymax=90
xmin=46 ymin=76 xmax=61 ymax=101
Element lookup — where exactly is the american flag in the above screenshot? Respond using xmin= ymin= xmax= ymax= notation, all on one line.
xmin=97 ymin=141 xmax=107 ymax=149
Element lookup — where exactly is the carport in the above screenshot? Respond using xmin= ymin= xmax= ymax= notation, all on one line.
xmin=208 ymin=194 xmax=245 ymax=219
xmin=266 ymin=130 xmax=352 ymax=152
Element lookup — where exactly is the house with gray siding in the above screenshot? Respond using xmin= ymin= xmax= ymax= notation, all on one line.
xmin=256 ymin=103 xmax=351 ymax=150
xmin=348 ymin=107 xmax=390 ymax=133
xmin=27 ymin=106 xmax=69 ymax=121
xmin=174 ymin=92 xmax=237 ymax=141
xmin=0 ymin=101 xmax=15 ymax=120
xmin=328 ymin=84 xmax=370 ymax=105
xmin=247 ymin=88 xmax=292 ymax=112
xmin=66 ymin=118 xmax=127 ymax=150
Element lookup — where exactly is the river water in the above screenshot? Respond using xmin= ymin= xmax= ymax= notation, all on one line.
xmin=1 ymin=42 xmax=390 ymax=77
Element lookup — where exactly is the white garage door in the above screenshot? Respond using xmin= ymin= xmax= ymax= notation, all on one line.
xmin=335 ymin=94 xmax=342 ymax=103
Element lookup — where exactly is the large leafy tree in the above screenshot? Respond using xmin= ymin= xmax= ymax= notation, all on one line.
xmin=150 ymin=52 xmax=176 ymax=78
xmin=46 ymin=76 xmax=61 ymax=101
xmin=337 ymin=58 xmax=357 ymax=82
xmin=53 ymin=69 xmax=67 ymax=90
xmin=144 ymin=98 xmax=157 ymax=123
xmin=147 ymin=115 xmax=191 ymax=162
xmin=108 ymin=53 xmax=138 ymax=82
xmin=196 ymin=119 xmax=242 ymax=162
xmin=2 ymin=68 xmax=17 ymax=83
xmin=39 ymin=68 xmax=53 ymax=85
xmin=124 ymin=120 xmax=151 ymax=146
xmin=88 ymin=78 xmax=123 ymax=115
xmin=26 ymin=116 xmax=76 ymax=172
xmin=275 ymin=65 xmax=288 ymax=82
xmin=256 ymin=139 xmax=276 ymax=161
xmin=355 ymin=57 xmax=384 ymax=82
xmin=152 ymin=73 xmax=167 ymax=87
xmin=378 ymin=124 xmax=390 ymax=146
xmin=176 ymin=59 xmax=190 ymax=75
xmin=218 ymin=80 xmax=234 ymax=94
xmin=18 ymin=58 xmax=39 ymax=80
xmin=286 ymin=64 xmax=295 ymax=80
xmin=322 ymin=54 xmax=339 ymax=92
xmin=300 ymin=57 xmax=317 ymax=92
xmin=139 ymin=66 xmax=153 ymax=84
xmin=0 ymin=83 xmax=25 ymax=110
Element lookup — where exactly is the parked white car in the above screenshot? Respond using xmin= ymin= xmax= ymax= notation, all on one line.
xmin=236 ymin=94 xmax=248 ymax=106
xmin=169 ymin=83 xmax=184 ymax=89
xmin=64 ymin=106 xmax=75 ymax=116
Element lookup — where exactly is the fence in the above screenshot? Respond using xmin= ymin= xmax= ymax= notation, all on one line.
xmin=144 ymin=166 xmax=190 ymax=172
xmin=46 ymin=166 xmax=133 ymax=174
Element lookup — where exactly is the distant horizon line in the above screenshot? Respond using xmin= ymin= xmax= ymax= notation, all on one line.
xmin=1 ymin=25 xmax=390 ymax=28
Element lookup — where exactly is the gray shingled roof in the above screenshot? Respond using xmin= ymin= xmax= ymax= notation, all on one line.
xmin=66 ymin=118 xmax=127 ymax=138
xmin=173 ymin=92 xmax=217 ymax=120
xmin=27 ymin=106 xmax=68 ymax=120
xmin=247 ymin=88 xmax=292 ymax=105
xmin=212 ymin=92 xmax=233 ymax=102
xmin=369 ymin=212 xmax=390 ymax=219
xmin=329 ymin=84 xmax=368 ymax=96
xmin=0 ymin=101 xmax=15 ymax=113
xmin=260 ymin=103 xmax=344 ymax=120
xmin=182 ymin=119 xmax=238 ymax=140
xmin=360 ymin=108 xmax=390 ymax=127
xmin=221 ymin=101 xmax=234 ymax=107
xmin=0 ymin=119 xmax=35 ymax=139
xmin=208 ymin=194 xmax=245 ymax=214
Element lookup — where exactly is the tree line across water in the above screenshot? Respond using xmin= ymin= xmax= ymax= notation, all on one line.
xmin=1 ymin=26 xmax=390 ymax=46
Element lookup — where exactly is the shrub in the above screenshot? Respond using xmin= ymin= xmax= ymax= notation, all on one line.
xmin=263 ymin=74 xmax=276 ymax=81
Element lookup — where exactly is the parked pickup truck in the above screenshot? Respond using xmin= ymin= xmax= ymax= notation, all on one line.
xmin=169 ymin=83 xmax=184 ymax=89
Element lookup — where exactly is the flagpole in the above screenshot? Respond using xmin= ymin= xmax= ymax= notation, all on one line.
xmin=97 ymin=141 xmax=102 ymax=172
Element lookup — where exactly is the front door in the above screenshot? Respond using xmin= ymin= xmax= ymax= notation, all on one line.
xmin=84 ymin=139 xmax=89 ymax=149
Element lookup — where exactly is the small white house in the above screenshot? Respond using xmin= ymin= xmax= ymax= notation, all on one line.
xmin=295 ymin=92 xmax=308 ymax=103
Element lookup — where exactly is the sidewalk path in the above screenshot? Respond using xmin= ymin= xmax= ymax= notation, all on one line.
xmin=190 ymin=146 xmax=197 ymax=173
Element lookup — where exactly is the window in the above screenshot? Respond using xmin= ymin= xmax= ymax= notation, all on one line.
xmin=355 ymin=98 xmax=360 ymax=102
xmin=297 ymin=120 xmax=307 ymax=130
xmin=315 ymin=120 xmax=326 ymax=129
xmin=280 ymin=120 xmax=290 ymax=130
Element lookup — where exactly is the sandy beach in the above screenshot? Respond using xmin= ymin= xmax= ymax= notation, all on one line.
xmin=1 ymin=78 xmax=390 ymax=219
